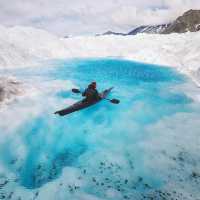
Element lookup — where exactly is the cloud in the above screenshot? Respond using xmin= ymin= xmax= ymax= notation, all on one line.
xmin=0 ymin=0 xmax=200 ymax=36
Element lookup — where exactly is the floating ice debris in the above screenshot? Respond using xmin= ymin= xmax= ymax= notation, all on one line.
xmin=0 ymin=76 xmax=25 ymax=105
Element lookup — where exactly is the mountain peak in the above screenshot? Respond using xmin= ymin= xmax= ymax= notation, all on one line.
xmin=162 ymin=9 xmax=200 ymax=34
xmin=100 ymin=30 xmax=126 ymax=36
xmin=127 ymin=24 xmax=171 ymax=35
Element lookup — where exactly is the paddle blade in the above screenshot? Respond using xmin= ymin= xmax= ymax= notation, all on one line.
xmin=72 ymin=88 xmax=81 ymax=93
xmin=110 ymin=99 xmax=120 ymax=104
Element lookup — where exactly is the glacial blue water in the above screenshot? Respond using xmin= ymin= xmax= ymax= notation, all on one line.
xmin=0 ymin=59 xmax=200 ymax=200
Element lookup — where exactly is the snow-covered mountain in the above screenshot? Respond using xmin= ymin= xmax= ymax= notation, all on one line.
xmin=127 ymin=24 xmax=171 ymax=35
xmin=131 ymin=9 xmax=200 ymax=35
xmin=97 ymin=31 xmax=126 ymax=36
xmin=99 ymin=24 xmax=170 ymax=36
xmin=0 ymin=25 xmax=200 ymax=86
xmin=101 ymin=9 xmax=200 ymax=36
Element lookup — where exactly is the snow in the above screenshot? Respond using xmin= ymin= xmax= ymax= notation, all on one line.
xmin=0 ymin=25 xmax=200 ymax=86
xmin=0 ymin=25 xmax=200 ymax=107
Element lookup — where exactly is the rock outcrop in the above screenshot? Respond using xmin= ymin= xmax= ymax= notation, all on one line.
xmin=162 ymin=9 xmax=200 ymax=34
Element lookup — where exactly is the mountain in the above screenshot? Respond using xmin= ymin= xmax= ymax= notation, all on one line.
xmin=99 ymin=9 xmax=200 ymax=36
xmin=97 ymin=30 xmax=126 ymax=36
xmin=98 ymin=25 xmax=170 ymax=36
xmin=127 ymin=24 xmax=171 ymax=35
xmin=162 ymin=9 xmax=200 ymax=34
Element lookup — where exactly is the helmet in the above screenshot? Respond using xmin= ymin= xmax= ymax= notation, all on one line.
xmin=89 ymin=81 xmax=96 ymax=89
xmin=91 ymin=81 xmax=96 ymax=86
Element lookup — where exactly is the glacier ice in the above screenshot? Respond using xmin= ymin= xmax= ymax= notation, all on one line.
xmin=0 ymin=25 xmax=200 ymax=86
xmin=0 ymin=59 xmax=200 ymax=200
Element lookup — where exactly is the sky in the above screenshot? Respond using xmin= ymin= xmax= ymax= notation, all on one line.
xmin=0 ymin=0 xmax=200 ymax=36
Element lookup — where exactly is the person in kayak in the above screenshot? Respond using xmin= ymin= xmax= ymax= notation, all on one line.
xmin=82 ymin=82 xmax=101 ymax=102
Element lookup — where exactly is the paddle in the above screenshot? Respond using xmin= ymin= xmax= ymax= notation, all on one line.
xmin=71 ymin=88 xmax=120 ymax=104
xmin=72 ymin=88 xmax=81 ymax=93
xmin=105 ymin=98 xmax=120 ymax=104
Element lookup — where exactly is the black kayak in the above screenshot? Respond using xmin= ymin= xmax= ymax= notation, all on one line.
xmin=54 ymin=87 xmax=113 ymax=116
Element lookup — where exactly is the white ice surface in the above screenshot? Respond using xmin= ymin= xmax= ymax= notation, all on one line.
xmin=0 ymin=25 xmax=200 ymax=86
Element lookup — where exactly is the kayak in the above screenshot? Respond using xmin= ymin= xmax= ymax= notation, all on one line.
xmin=54 ymin=87 xmax=113 ymax=116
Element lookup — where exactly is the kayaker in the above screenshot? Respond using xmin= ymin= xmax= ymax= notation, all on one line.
xmin=82 ymin=82 xmax=101 ymax=102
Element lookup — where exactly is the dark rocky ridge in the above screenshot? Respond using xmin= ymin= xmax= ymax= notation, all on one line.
xmin=162 ymin=9 xmax=200 ymax=34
